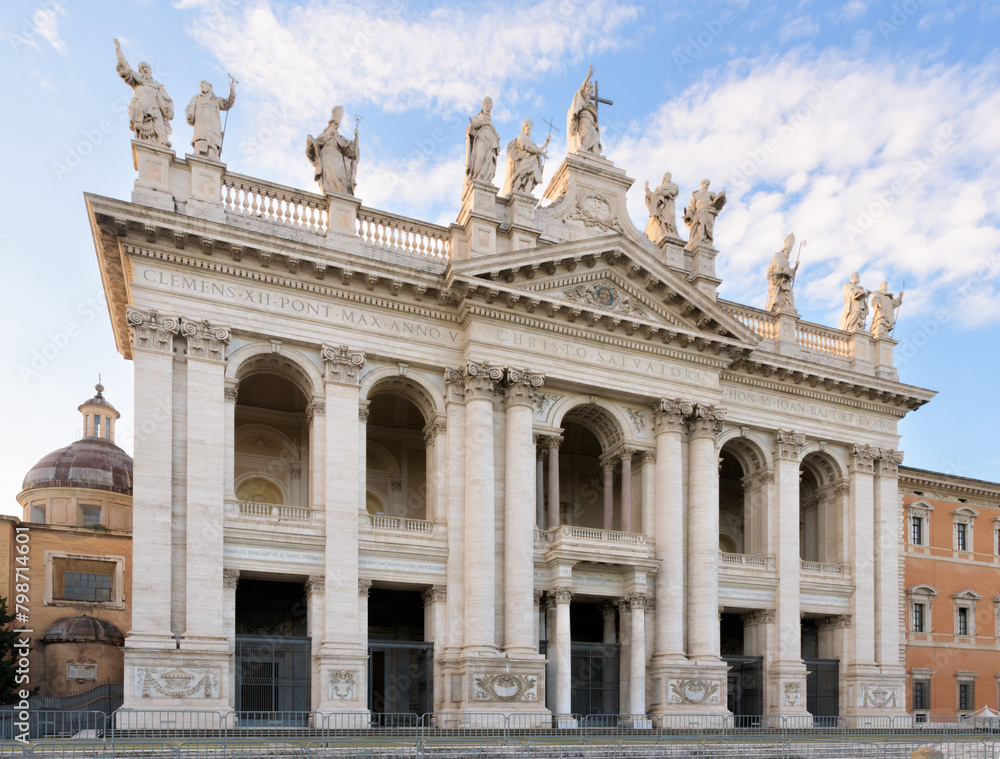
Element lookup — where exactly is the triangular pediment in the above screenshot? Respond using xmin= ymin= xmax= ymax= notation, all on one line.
xmin=446 ymin=235 xmax=761 ymax=350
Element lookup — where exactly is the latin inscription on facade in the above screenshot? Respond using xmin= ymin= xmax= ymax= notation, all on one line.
xmin=722 ymin=386 xmax=896 ymax=433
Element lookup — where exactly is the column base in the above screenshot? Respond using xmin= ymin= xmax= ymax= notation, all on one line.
xmin=844 ymin=667 xmax=907 ymax=717
xmin=649 ymin=661 xmax=730 ymax=721
xmin=438 ymin=652 xmax=549 ymax=724
xmin=121 ymin=648 xmax=232 ymax=717
xmin=767 ymin=662 xmax=810 ymax=717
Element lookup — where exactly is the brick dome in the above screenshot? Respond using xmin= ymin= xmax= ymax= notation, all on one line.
xmin=43 ymin=616 xmax=125 ymax=645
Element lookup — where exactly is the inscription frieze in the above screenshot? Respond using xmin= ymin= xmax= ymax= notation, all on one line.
xmin=722 ymin=386 xmax=895 ymax=433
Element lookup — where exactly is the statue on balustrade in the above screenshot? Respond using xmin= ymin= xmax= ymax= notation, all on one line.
xmin=567 ymin=65 xmax=602 ymax=156
xmin=643 ymin=172 xmax=680 ymax=244
xmin=502 ymin=120 xmax=550 ymax=197
xmin=765 ymin=233 xmax=799 ymax=313
xmin=682 ymin=179 xmax=726 ymax=251
xmin=465 ymin=96 xmax=500 ymax=185
xmin=114 ymin=39 xmax=174 ymax=148
xmin=185 ymin=79 xmax=236 ymax=160
xmin=869 ymin=281 xmax=903 ymax=338
xmin=306 ymin=106 xmax=359 ymax=196
xmin=839 ymin=272 xmax=869 ymax=331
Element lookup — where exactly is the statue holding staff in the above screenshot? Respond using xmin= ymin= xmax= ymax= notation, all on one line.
xmin=465 ymin=96 xmax=500 ymax=185
xmin=839 ymin=272 xmax=869 ymax=331
xmin=765 ymin=233 xmax=799 ymax=313
xmin=502 ymin=119 xmax=550 ymax=197
xmin=869 ymin=282 xmax=904 ymax=338
xmin=306 ymin=106 xmax=359 ymax=196
xmin=114 ymin=38 xmax=174 ymax=147
xmin=185 ymin=78 xmax=236 ymax=159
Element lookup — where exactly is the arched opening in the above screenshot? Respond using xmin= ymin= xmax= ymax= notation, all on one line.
xmin=234 ymin=373 xmax=309 ymax=510
xmin=365 ymin=393 xmax=428 ymax=521
xmin=719 ymin=453 xmax=745 ymax=554
xmin=718 ymin=438 xmax=769 ymax=557
xmin=799 ymin=453 xmax=845 ymax=565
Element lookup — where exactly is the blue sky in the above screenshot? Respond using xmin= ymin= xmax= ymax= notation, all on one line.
xmin=2 ymin=0 xmax=999 ymax=514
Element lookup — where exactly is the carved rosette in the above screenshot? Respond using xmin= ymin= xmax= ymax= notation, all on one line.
xmin=461 ymin=361 xmax=504 ymax=402
xmin=136 ymin=667 xmax=220 ymax=699
xmin=688 ymin=404 xmax=727 ymax=440
xmin=474 ymin=673 xmax=537 ymax=702
xmin=503 ymin=368 xmax=545 ymax=409
xmin=773 ymin=430 xmax=806 ymax=461
xmin=876 ymin=448 xmax=904 ymax=477
xmin=652 ymin=398 xmax=693 ymax=435
xmin=222 ymin=568 xmax=240 ymax=590
xmin=849 ymin=443 xmax=879 ymax=474
xmin=182 ymin=319 xmax=231 ymax=362
xmin=322 ymin=344 xmax=366 ymax=385
xmin=328 ymin=670 xmax=357 ymax=700
xmin=127 ymin=306 xmax=179 ymax=354
xmin=859 ymin=684 xmax=899 ymax=708
xmin=667 ymin=678 xmax=722 ymax=705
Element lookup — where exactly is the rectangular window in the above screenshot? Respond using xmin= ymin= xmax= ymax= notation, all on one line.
xmin=93 ymin=416 xmax=101 ymax=437
xmin=959 ymin=682 xmax=973 ymax=711
xmin=105 ymin=416 xmax=111 ymax=439
xmin=80 ymin=506 xmax=102 ymax=527
xmin=958 ymin=607 xmax=969 ymax=636
xmin=62 ymin=572 xmax=111 ymax=602
xmin=913 ymin=603 xmax=925 ymax=633
xmin=911 ymin=517 xmax=923 ymax=545
xmin=957 ymin=523 xmax=968 ymax=551
xmin=913 ymin=680 xmax=929 ymax=710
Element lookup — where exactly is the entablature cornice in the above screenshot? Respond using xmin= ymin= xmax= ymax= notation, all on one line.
xmin=899 ymin=467 xmax=1000 ymax=502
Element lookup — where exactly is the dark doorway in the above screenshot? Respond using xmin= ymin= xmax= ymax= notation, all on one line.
xmin=234 ymin=578 xmax=311 ymax=723
xmin=367 ymin=588 xmax=432 ymax=718
xmin=805 ymin=659 xmax=840 ymax=721
xmin=568 ymin=601 xmax=619 ymax=719
xmin=724 ymin=656 xmax=763 ymax=725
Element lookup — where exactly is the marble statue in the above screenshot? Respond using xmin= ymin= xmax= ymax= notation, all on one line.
xmin=114 ymin=39 xmax=174 ymax=148
xmin=567 ymin=65 xmax=601 ymax=156
xmin=185 ymin=79 xmax=236 ymax=160
xmin=465 ymin=96 xmax=500 ymax=185
xmin=306 ymin=106 xmax=359 ymax=196
xmin=682 ymin=179 xmax=726 ymax=251
xmin=643 ymin=172 xmax=679 ymax=244
xmin=869 ymin=281 xmax=903 ymax=338
xmin=502 ymin=120 xmax=550 ymax=197
xmin=839 ymin=272 xmax=870 ymax=332
xmin=765 ymin=233 xmax=799 ymax=313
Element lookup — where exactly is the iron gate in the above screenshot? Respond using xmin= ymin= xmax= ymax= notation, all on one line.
xmin=570 ymin=642 xmax=620 ymax=718
xmin=724 ymin=656 xmax=763 ymax=726
xmin=368 ymin=641 xmax=433 ymax=719
xmin=235 ymin=635 xmax=311 ymax=723
xmin=805 ymin=658 xmax=840 ymax=723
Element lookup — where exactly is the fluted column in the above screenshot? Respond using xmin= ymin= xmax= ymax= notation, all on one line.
xmin=686 ymin=404 xmax=726 ymax=661
xmin=601 ymin=455 xmax=615 ymax=531
xmin=124 ymin=307 xmax=179 ymax=647
xmin=620 ymin=449 xmax=635 ymax=533
xmin=652 ymin=399 xmax=690 ymax=662
xmin=461 ymin=361 xmax=503 ymax=653
xmin=551 ymin=586 xmax=575 ymax=716
xmin=503 ymin=368 xmax=544 ymax=656
xmin=771 ymin=429 xmax=809 ymax=714
xmin=874 ymin=448 xmax=904 ymax=670
xmin=182 ymin=318 xmax=230 ymax=649
xmin=546 ymin=435 xmax=562 ymax=529
xmin=628 ymin=594 xmax=650 ymax=715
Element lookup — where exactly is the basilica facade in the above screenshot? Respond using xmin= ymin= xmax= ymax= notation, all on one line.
xmin=86 ymin=100 xmax=934 ymax=723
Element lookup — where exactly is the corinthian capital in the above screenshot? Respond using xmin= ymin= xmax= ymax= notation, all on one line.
xmin=772 ymin=429 xmax=806 ymax=461
xmin=652 ymin=398 xmax=693 ymax=435
xmin=848 ymin=443 xmax=879 ymax=474
xmin=503 ymin=367 xmax=545 ymax=409
xmin=182 ymin=318 xmax=231 ymax=362
xmin=688 ymin=403 xmax=727 ymax=439
xmin=322 ymin=344 xmax=366 ymax=385
xmin=461 ymin=361 xmax=504 ymax=401
xmin=127 ymin=306 xmax=179 ymax=354
xmin=876 ymin=448 xmax=904 ymax=477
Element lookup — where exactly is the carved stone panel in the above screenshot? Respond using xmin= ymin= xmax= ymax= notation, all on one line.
xmin=667 ymin=678 xmax=722 ymax=705
xmin=328 ymin=670 xmax=357 ymax=700
xmin=136 ymin=667 xmax=220 ymax=699
xmin=473 ymin=673 xmax=538 ymax=702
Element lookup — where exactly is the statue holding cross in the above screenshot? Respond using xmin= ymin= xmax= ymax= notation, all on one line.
xmin=567 ymin=65 xmax=610 ymax=156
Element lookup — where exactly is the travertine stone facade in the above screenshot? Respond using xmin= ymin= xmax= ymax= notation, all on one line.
xmin=86 ymin=137 xmax=935 ymax=722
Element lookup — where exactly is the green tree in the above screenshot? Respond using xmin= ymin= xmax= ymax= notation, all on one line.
xmin=0 ymin=596 xmax=25 ymax=704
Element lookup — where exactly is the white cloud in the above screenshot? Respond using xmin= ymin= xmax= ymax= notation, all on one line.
xmin=780 ymin=14 xmax=819 ymax=43
xmin=835 ymin=1 xmax=867 ymax=22
xmin=32 ymin=3 xmax=67 ymax=56
xmin=611 ymin=51 xmax=1000 ymax=327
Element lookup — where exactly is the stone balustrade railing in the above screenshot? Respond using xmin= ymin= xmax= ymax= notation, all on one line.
xmin=236 ymin=501 xmax=312 ymax=521
xmin=795 ymin=321 xmax=851 ymax=357
xmin=800 ymin=560 xmax=845 ymax=575
xmin=365 ymin=514 xmax=435 ymax=533
xmin=721 ymin=303 xmax=778 ymax=340
xmin=222 ymin=174 xmax=329 ymax=233
xmin=553 ymin=526 xmax=647 ymax=544
xmin=719 ymin=552 xmax=774 ymax=569
xmin=357 ymin=208 xmax=452 ymax=259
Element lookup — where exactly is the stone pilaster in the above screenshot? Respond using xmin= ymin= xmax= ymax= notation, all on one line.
xmin=627 ymin=593 xmax=650 ymax=718
xmin=423 ymin=415 xmax=447 ymax=523
xmin=769 ymin=429 xmax=808 ymax=716
xmin=600 ymin=453 xmax=616 ymax=531
xmin=423 ymin=585 xmax=448 ymax=713
xmin=223 ymin=379 xmax=238 ymax=509
xmin=546 ymin=435 xmax=563 ymax=529
xmin=620 ymin=448 xmax=635 ymax=533
xmin=551 ymin=586 xmax=575 ymax=719
xmin=223 ymin=568 xmax=239 ymax=708
xmin=305 ymin=576 xmax=326 ymax=710
xmin=443 ymin=370 xmax=467 ymax=659
xmin=318 ymin=344 xmax=368 ymax=717
xmin=845 ymin=443 xmax=879 ymax=709
xmin=873 ymin=448 xmax=906 ymax=710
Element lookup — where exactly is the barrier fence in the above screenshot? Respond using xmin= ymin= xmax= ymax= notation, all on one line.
xmin=0 ymin=738 xmax=999 ymax=758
